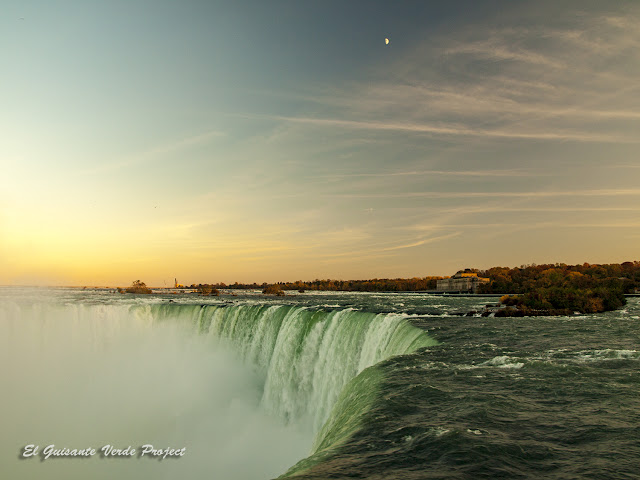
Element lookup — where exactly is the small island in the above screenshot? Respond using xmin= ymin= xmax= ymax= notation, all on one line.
xmin=118 ymin=280 xmax=152 ymax=294
xmin=197 ymin=285 xmax=220 ymax=296
xmin=262 ymin=284 xmax=285 ymax=296
xmin=482 ymin=263 xmax=632 ymax=316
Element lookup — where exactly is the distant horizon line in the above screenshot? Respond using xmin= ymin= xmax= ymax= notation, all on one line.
xmin=3 ymin=259 xmax=638 ymax=289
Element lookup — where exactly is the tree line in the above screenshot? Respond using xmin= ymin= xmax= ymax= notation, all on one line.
xmin=476 ymin=261 xmax=640 ymax=295
xmin=475 ymin=262 xmax=639 ymax=314
xmin=189 ymin=261 xmax=639 ymax=313
xmin=190 ymin=262 xmax=640 ymax=296
xmin=190 ymin=277 xmax=442 ymax=293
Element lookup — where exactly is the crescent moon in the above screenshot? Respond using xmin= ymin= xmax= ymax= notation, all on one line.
xmin=385 ymin=38 xmax=389 ymax=45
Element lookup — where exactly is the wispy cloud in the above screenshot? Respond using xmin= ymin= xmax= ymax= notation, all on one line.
xmin=443 ymin=39 xmax=565 ymax=69
xmin=427 ymin=206 xmax=640 ymax=215
xmin=411 ymin=222 xmax=640 ymax=230
xmin=380 ymin=232 xmax=462 ymax=251
xmin=80 ymin=129 xmax=225 ymax=175
xmin=267 ymin=115 xmax=636 ymax=143
xmin=352 ymin=83 xmax=640 ymax=121
xmin=260 ymin=7 xmax=640 ymax=146
xmin=331 ymin=189 xmax=640 ymax=199
xmin=287 ymin=231 xmax=463 ymax=264
xmin=317 ymin=169 xmax=538 ymax=179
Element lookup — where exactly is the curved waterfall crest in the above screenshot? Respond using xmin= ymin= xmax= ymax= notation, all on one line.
xmin=147 ymin=304 xmax=437 ymax=440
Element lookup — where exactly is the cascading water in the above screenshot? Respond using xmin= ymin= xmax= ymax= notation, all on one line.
xmin=148 ymin=304 xmax=436 ymax=434
xmin=0 ymin=290 xmax=437 ymax=480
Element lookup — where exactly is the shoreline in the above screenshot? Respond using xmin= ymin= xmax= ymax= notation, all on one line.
xmin=2 ymin=285 xmax=638 ymax=298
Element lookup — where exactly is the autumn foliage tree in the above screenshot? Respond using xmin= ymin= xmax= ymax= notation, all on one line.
xmin=262 ymin=284 xmax=285 ymax=296
xmin=482 ymin=263 xmax=636 ymax=314
xmin=197 ymin=285 xmax=220 ymax=296
xmin=124 ymin=280 xmax=152 ymax=294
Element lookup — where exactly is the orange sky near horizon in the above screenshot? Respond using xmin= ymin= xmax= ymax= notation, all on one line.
xmin=2 ymin=2 xmax=639 ymax=287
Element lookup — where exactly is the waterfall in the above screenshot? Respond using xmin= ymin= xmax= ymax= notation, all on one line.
xmin=1 ymin=295 xmax=436 ymax=479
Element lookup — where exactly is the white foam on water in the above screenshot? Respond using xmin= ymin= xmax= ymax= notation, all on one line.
xmin=481 ymin=356 xmax=525 ymax=369
xmin=577 ymin=349 xmax=640 ymax=361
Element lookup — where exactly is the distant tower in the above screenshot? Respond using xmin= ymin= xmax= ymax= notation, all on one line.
xmin=174 ymin=278 xmax=177 ymax=288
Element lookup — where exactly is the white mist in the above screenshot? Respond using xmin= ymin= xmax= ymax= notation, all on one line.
xmin=0 ymin=295 xmax=312 ymax=480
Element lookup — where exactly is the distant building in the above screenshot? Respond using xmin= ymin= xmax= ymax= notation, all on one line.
xmin=436 ymin=272 xmax=490 ymax=293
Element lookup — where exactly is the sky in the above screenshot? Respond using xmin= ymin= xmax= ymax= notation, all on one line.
xmin=1 ymin=0 xmax=639 ymax=286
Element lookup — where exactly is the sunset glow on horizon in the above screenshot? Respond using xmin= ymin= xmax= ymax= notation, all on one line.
xmin=1 ymin=1 xmax=639 ymax=287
